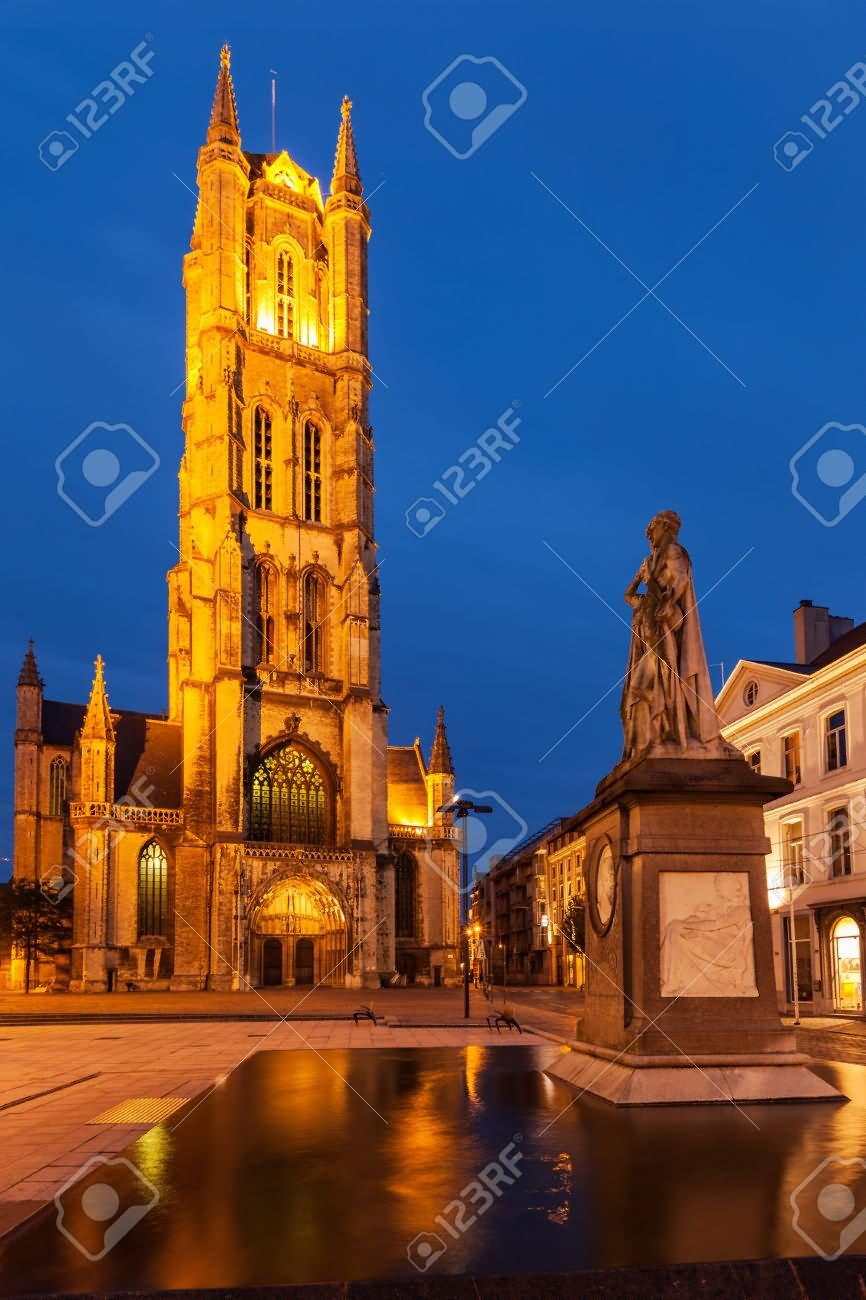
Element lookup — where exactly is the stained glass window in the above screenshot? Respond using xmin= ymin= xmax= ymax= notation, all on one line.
xmin=48 ymin=756 xmax=68 ymax=816
xmin=395 ymin=853 xmax=416 ymax=938
xmin=250 ymin=746 xmax=327 ymax=844
xmin=138 ymin=841 xmax=168 ymax=937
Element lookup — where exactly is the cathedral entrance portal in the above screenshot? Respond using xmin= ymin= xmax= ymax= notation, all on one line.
xmin=251 ymin=876 xmax=348 ymax=988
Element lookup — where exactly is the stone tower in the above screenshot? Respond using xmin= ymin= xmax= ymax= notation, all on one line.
xmin=165 ymin=45 xmax=387 ymax=988
xmin=7 ymin=46 xmax=460 ymax=995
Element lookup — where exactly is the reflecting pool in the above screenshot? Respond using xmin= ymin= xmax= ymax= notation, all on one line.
xmin=1 ymin=1046 xmax=864 ymax=1293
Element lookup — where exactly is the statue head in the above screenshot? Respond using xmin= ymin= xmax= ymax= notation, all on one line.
xmin=646 ymin=509 xmax=681 ymax=547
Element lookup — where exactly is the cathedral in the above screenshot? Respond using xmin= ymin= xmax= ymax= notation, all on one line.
xmin=10 ymin=46 xmax=461 ymax=993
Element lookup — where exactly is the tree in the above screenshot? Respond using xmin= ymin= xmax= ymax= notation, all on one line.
xmin=560 ymin=893 xmax=586 ymax=954
xmin=0 ymin=878 xmax=72 ymax=993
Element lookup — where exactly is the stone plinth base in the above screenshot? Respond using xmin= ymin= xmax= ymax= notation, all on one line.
xmin=547 ymin=1040 xmax=845 ymax=1105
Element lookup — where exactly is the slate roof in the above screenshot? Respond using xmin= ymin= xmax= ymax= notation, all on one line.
xmin=41 ymin=701 xmax=181 ymax=808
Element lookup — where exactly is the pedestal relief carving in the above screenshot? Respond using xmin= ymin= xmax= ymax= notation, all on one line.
xmin=659 ymin=871 xmax=758 ymax=998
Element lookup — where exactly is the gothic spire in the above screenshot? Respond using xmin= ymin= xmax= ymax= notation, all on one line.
xmin=428 ymin=706 xmax=454 ymax=775
xmin=331 ymin=95 xmax=362 ymax=196
xmin=207 ymin=43 xmax=241 ymax=146
xmin=17 ymin=641 xmax=42 ymax=688
xmin=82 ymin=655 xmax=115 ymax=742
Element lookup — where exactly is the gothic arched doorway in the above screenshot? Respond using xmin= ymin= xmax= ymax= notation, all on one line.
xmin=295 ymin=938 xmax=314 ymax=985
xmin=262 ymin=938 xmax=283 ymax=986
xmin=250 ymin=876 xmax=349 ymax=987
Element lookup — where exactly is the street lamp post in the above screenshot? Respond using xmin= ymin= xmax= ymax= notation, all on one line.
xmin=439 ymin=797 xmax=492 ymax=1019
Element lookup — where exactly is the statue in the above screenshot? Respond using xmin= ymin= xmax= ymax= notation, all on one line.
xmin=621 ymin=510 xmax=726 ymax=760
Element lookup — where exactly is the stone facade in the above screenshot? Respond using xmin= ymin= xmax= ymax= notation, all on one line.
xmin=8 ymin=46 xmax=460 ymax=994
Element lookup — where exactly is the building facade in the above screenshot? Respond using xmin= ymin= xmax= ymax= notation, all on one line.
xmin=546 ymin=822 xmax=586 ymax=989
xmin=469 ymin=821 xmax=563 ymax=986
xmin=718 ymin=599 xmax=866 ymax=1018
xmin=10 ymin=47 xmax=460 ymax=993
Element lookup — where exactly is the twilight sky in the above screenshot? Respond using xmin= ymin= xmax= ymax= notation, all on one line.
xmin=3 ymin=0 xmax=866 ymax=874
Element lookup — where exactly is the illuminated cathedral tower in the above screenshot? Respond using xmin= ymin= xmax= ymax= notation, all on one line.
xmin=8 ymin=46 xmax=460 ymax=993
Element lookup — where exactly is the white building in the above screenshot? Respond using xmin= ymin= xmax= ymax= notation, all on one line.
xmin=718 ymin=600 xmax=866 ymax=1018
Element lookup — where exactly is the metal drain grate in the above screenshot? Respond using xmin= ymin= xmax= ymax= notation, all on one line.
xmin=89 ymin=1097 xmax=188 ymax=1124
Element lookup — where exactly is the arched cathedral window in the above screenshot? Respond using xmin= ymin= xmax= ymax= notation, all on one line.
xmin=253 ymin=407 xmax=272 ymax=511
xmin=304 ymin=421 xmax=322 ymax=522
xmin=256 ymin=564 xmax=276 ymax=663
xmin=250 ymin=745 xmax=327 ymax=844
xmin=395 ymin=853 xmax=416 ymax=939
xmin=138 ymin=840 xmax=169 ymax=938
xmin=303 ymin=571 xmax=324 ymax=674
xmin=48 ymin=756 xmax=68 ymax=816
xmin=276 ymin=250 xmax=294 ymax=339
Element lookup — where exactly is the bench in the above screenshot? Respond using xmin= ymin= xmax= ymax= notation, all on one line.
xmin=125 ymin=981 xmax=139 ymax=992
xmin=486 ymin=1011 xmax=522 ymax=1033
xmin=352 ymin=1004 xmax=377 ymax=1025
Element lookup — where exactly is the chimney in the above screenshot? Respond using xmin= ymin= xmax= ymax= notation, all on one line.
xmin=793 ymin=600 xmax=854 ymax=664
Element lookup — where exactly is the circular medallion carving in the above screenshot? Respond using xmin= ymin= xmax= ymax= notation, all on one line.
xmin=589 ymin=839 xmax=618 ymax=936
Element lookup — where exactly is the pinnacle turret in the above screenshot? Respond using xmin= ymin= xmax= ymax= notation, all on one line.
xmin=428 ymin=706 xmax=454 ymax=776
xmin=208 ymin=43 xmax=240 ymax=146
xmin=82 ymin=655 xmax=115 ymax=742
xmin=331 ymin=95 xmax=362 ymax=196
xmin=18 ymin=641 xmax=42 ymax=688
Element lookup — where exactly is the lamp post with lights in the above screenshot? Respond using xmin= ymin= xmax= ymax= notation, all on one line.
xmin=439 ymin=797 xmax=492 ymax=1018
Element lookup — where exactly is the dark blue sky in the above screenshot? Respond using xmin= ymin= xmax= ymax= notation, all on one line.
xmin=4 ymin=1 xmax=866 ymax=874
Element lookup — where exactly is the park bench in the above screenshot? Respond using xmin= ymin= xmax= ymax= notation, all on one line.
xmin=487 ymin=1007 xmax=522 ymax=1033
xmin=352 ymin=1004 xmax=377 ymax=1025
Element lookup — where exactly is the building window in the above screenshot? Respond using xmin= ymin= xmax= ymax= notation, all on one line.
xmin=743 ymin=680 xmax=759 ymax=707
xmin=747 ymin=749 xmax=761 ymax=774
xmin=304 ymin=422 xmax=322 ymax=522
xmin=782 ymin=820 xmax=804 ymax=887
xmin=276 ymin=250 xmax=294 ymax=339
xmin=828 ymin=806 xmax=852 ymax=877
xmin=395 ymin=853 xmax=416 ymax=939
xmin=303 ymin=571 xmax=324 ymax=674
xmin=783 ymin=732 xmax=802 ymax=785
xmin=253 ymin=408 xmax=273 ymax=511
xmin=48 ymin=756 xmax=68 ymax=816
xmin=256 ymin=564 xmax=276 ymax=664
xmin=138 ymin=841 xmax=169 ymax=938
xmin=250 ymin=744 xmax=327 ymax=844
xmin=825 ymin=710 xmax=848 ymax=772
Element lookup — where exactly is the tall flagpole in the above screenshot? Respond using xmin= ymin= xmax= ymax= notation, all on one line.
xmin=270 ymin=69 xmax=277 ymax=152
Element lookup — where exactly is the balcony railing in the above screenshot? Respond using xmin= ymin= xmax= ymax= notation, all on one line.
xmin=388 ymin=823 xmax=459 ymax=841
xmin=69 ymin=803 xmax=183 ymax=827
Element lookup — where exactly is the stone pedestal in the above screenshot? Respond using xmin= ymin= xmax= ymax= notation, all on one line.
xmin=546 ymin=756 xmax=843 ymax=1105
